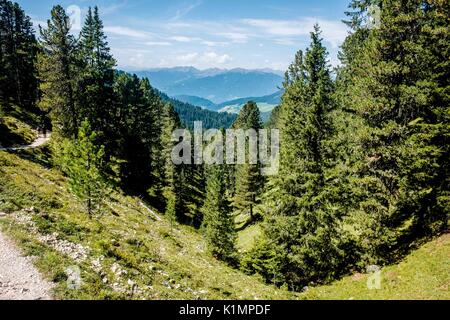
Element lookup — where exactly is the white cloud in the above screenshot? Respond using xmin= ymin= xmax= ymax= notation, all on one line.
xmin=128 ymin=53 xmax=150 ymax=68
xmin=130 ymin=53 xmax=144 ymax=63
xmin=145 ymin=41 xmax=172 ymax=46
xmin=99 ymin=2 xmax=128 ymax=16
xmin=162 ymin=20 xmax=251 ymax=44
xmin=177 ymin=52 xmax=199 ymax=63
xmin=216 ymin=32 xmax=249 ymax=44
xmin=166 ymin=22 xmax=193 ymax=29
xmin=171 ymin=1 xmax=203 ymax=21
xmin=176 ymin=51 xmax=232 ymax=66
xmin=203 ymin=52 xmax=232 ymax=64
xmin=170 ymin=36 xmax=197 ymax=42
xmin=243 ymin=19 xmax=305 ymax=36
xmin=242 ymin=17 xmax=348 ymax=48
xmin=273 ymin=38 xmax=297 ymax=46
xmin=313 ymin=19 xmax=349 ymax=48
xmin=104 ymin=11 xmax=345 ymax=70
xmin=202 ymin=40 xmax=228 ymax=47
xmin=269 ymin=61 xmax=288 ymax=71
xmin=104 ymin=26 xmax=150 ymax=39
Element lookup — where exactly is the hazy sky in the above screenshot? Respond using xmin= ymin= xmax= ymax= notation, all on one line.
xmin=17 ymin=0 xmax=351 ymax=71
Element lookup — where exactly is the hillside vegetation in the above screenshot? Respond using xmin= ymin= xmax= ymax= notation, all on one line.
xmin=157 ymin=90 xmax=237 ymax=129
xmin=302 ymin=233 xmax=449 ymax=300
xmin=0 ymin=104 xmax=39 ymax=147
xmin=1 ymin=145 xmax=448 ymax=300
xmin=0 ymin=148 xmax=296 ymax=300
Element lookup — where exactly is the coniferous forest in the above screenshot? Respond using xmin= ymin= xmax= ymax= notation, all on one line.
xmin=0 ymin=0 xmax=448 ymax=302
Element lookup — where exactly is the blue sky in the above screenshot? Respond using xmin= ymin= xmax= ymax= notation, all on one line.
xmin=17 ymin=0 xmax=351 ymax=71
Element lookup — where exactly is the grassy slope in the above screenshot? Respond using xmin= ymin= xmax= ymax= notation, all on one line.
xmin=0 ymin=105 xmax=38 ymax=147
xmin=237 ymin=224 xmax=261 ymax=253
xmin=302 ymin=233 xmax=450 ymax=300
xmin=0 ymin=149 xmax=297 ymax=300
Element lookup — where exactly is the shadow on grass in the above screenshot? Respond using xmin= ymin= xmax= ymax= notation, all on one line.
xmin=8 ymin=145 xmax=53 ymax=169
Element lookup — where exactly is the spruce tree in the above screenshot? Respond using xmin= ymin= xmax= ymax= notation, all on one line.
xmin=202 ymin=164 xmax=237 ymax=263
xmin=140 ymin=77 xmax=165 ymax=197
xmin=108 ymin=72 xmax=168 ymax=204
xmin=77 ymin=6 xmax=115 ymax=134
xmin=0 ymin=0 xmax=38 ymax=109
xmin=341 ymin=0 xmax=449 ymax=264
xmin=62 ymin=119 xmax=106 ymax=216
xmin=111 ymin=73 xmax=150 ymax=192
xmin=37 ymin=5 xmax=78 ymax=138
xmin=232 ymin=101 xmax=264 ymax=222
xmin=160 ymin=103 xmax=184 ymax=223
xmin=246 ymin=25 xmax=342 ymax=289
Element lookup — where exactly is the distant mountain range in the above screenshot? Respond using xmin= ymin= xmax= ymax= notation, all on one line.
xmin=216 ymin=90 xmax=283 ymax=112
xmin=173 ymin=95 xmax=218 ymax=110
xmin=174 ymin=90 xmax=283 ymax=121
xmin=132 ymin=67 xmax=284 ymax=104
xmin=157 ymin=91 xmax=237 ymax=130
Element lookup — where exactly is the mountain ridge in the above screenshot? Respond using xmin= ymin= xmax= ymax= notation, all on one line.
xmin=217 ymin=90 xmax=283 ymax=111
xmin=133 ymin=67 xmax=284 ymax=104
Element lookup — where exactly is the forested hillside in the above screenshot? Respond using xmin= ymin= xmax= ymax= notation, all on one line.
xmin=114 ymin=71 xmax=237 ymax=130
xmin=173 ymin=95 xmax=217 ymax=110
xmin=241 ymin=1 xmax=449 ymax=290
xmin=0 ymin=0 xmax=448 ymax=301
xmin=157 ymin=91 xmax=237 ymax=129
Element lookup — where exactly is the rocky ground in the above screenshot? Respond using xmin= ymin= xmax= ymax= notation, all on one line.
xmin=0 ymin=224 xmax=53 ymax=300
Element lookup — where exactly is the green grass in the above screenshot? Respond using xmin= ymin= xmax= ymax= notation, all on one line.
xmin=0 ymin=105 xmax=38 ymax=147
xmin=237 ymin=224 xmax=262 ymax=253
xmin=0 ymin=149 xmax=297 ymax=300
xmin=302 ymin=233 xmax=450 ymax=300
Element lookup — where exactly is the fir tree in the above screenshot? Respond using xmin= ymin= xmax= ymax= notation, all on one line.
xmin=341 ymin=0 xmax=450 ymax=263
xmin=202 ymin=164 xmax=237 ymax=263
xmin=77 ymin=6 xmax=115 ymax=135
xmin=37 ymin=5 xmax=78 ymax=138
xmin=111 ymin=73 xmax=151 ymax=193
xmin=160 ymin=103 xmax=184 ymax=223
xmin=232 ymin=101 xmax=264 ymax=222
xmin=0 ymin=0 xmax=38 ymax=109
xmin=140 ymin=77 xmax=165 ymax=197
xmin=246 ymin=25 xmax=342 ymax=289
xmin=62 ymin=119 xmax=106 ymax=216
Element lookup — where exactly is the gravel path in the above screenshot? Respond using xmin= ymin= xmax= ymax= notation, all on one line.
xmin=0 ymin=230 xmax=53 ymax=300
xmin=0 ymin=133 xmax=51 ymax=151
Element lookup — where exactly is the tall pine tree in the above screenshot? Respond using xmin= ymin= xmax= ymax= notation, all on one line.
xmin=232 ymin=101 xmax=264 ymax=223
xmin=245 ymin=25 xmax=343 ymax=289
xmin=202 ymin=164 xmax=237 ymax=264
xmin=77 ymin=6 xmax=116 ymax=135
xmin=0 ymin=0 xmax=38 ymax=109
xmin=341 ymin=0 xmax=449 ymax=264
xmin=37 ymin=5 xmax=78 ymax=137
xmin=160 ymin=103 xmax=184 ymax=223
xmin=61 ymin=119 xmax=107 ymax=217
